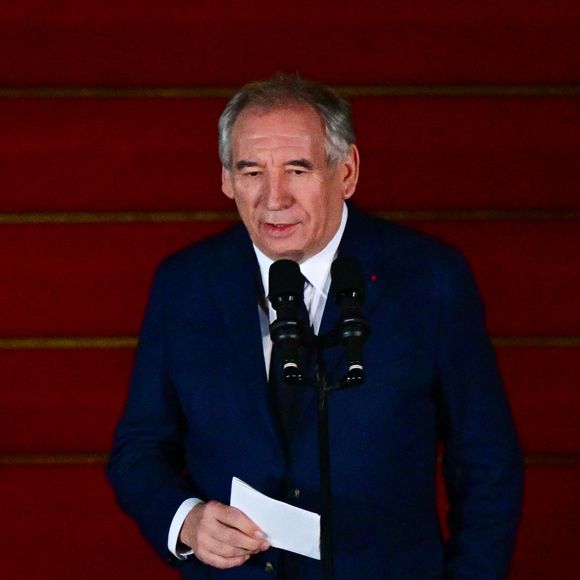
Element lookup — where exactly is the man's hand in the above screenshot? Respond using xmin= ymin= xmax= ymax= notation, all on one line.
xmin=179 ymin=500 xmax=270 ymax=569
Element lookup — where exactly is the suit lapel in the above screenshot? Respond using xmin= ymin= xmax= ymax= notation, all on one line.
xmin=212 ymin=226 xmax=283 ymax=453
xmin=318 ymin=208 xmax=384 ymax=379
xmin=291 ymin=209 xmax=385 ymax=446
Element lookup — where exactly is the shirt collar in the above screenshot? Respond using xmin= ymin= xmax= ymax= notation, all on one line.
xmin=254 ymin=202 xmax=348 ymax=299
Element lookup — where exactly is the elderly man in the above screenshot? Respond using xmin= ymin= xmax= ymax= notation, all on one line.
xmin=108 ymin=75 xmax=523 ymax=579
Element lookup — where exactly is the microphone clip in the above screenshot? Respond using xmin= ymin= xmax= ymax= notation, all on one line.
xmin=269 ymin=315 xmax=311 ymax=384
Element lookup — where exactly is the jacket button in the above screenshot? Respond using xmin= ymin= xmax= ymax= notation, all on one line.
xmin=264 ymin=561 xmax=275 ymax=573
xmin=288 ymin=487 xmax=300 ymax=499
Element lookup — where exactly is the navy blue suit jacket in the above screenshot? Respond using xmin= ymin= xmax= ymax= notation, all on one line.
xmin=108 ymin=209 xmax=523 ymax=579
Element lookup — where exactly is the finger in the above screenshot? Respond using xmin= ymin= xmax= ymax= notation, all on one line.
xmin=195 ymin=530 xmax=269 ymax=570
xmin=201 ymin=551 xmax=251 ymax=570
xmin=196 ymin=534 xmax=253 ymax=559
xmin=203 ymin=503 xmax=268 ymax=549
xmin=213 ymin=504 xmax=265 ymax=537
xmin=209 ymin=523 xmax=269 ymax=554
xmin=191 ymin=505 xmax=269 ymax=555
xmin=200 ymin=536 xmax=260 ymax=558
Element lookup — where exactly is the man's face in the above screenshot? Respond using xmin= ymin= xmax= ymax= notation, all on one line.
xmin=222 ymin=104 xmax=359 ymax=262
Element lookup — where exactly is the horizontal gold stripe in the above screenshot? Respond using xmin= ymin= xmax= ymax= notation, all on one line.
xmin=492 ymin=337 xmax=580 ymax=348
xmin=0 ymin=453 xmax=108 ymax=465
xmin=1 ymin=452 xmax=578 ymax=466
xmin=375 ymin=209 xmax=580 ymax=222
xmin=1 ymin=209 xmax=579 ymax=225
xmin=339 ymin=85 xmax=580 ymax=98
xmin=524 ymin=454 xmax=580 ymax=466
xmin=0 ymin=211 xmax=239 ymax=224
xmin=0 ymin=336 xmax=578 ymax=351
xmin=0 ymin=85 xmax=579 ymax=99
xmin=0 ymin=337 xmax=137 ymax=349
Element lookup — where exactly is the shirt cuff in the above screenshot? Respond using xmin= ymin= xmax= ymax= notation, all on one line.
xmin=168 ymin=497 xmax=204 ymax=560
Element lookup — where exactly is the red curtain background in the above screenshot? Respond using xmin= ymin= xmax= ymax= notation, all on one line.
xmin=1 ymin=2 xmax=579 ymax=577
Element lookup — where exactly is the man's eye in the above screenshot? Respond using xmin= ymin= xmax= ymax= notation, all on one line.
xmin=243 ymin=171 xmax=262 ymax=177
xmin=289 ymin=169 xmax=306 ymax=175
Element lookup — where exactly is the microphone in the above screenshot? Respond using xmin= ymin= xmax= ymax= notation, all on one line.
xmin=268 ymin=259 xmax=308 ymax=384
xmin=331 ymin=256 xmax=369 ymax=385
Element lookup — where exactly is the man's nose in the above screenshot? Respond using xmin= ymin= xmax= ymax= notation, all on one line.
xmin=264 ymin=173 xmax=292 ymax=210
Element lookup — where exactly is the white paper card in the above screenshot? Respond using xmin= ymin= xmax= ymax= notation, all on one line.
xmin=230 ymin=477 xmax=321 ymax=560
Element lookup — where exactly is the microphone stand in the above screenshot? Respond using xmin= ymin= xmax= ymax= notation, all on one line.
xmin=314 ymin=347 xmax=334 ymax=580
xmin=310 ymin=331 xmax=365 ymax=580
xmin=268 ymin=257 xmax=367 ymax=580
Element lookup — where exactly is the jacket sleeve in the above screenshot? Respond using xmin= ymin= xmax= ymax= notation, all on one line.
xmin=435 ymin=248 xmax=524 ymax=579
xmin=107 ymin=260 xmax=200 ymax=568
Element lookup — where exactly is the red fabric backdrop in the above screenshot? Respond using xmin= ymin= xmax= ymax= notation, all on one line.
xmin=1 ymin=2 xmax=579 ymax=577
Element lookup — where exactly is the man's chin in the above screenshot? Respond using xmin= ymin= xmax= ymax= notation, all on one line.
xmin=259 ymin=244 xmax=306 ymax=264
xmin=273 ymin=249 xmax=306 ymax=263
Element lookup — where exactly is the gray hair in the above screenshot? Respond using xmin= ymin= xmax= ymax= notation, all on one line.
xmin=218 ymin=74 xmax=356 ymax=169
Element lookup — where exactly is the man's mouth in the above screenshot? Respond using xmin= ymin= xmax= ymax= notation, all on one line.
xmin=263 ymin=222 xmax=298 ymax=236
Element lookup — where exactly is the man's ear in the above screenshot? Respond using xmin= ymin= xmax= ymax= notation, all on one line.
xmin=342 ymin=144 xmax=360 ymax=200
xmin=221 ymin=166 xmax=234 ymax=199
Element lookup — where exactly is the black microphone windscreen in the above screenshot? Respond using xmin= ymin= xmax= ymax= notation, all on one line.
xmin=269 ymin=259 xmax=303 ymax=300
xmin=331 ymin=256 xmax=366 ymax=300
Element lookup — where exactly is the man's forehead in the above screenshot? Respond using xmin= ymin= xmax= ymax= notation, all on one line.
xmin=230 ymin=104 xmax=326 ymax=160
xmin=232 ymin=103 xmax=324 ymax=137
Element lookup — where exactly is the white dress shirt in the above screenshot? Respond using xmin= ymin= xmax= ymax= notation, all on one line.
xmin=168 ymin=204 xmax=348 ymax=558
